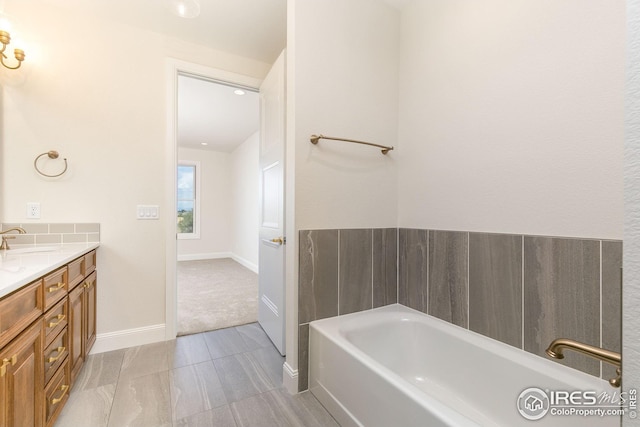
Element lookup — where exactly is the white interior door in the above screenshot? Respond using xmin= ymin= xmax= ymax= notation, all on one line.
xmin=258 ymin=50 xmax=286 ymax=355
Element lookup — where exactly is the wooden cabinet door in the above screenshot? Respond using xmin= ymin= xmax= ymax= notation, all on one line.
xmin=0 ymin=321 xmax=44 ymax=427
xmin=68 ymin=286 xmax=84 ymax=386
xmin=83 ymin=272 xmax=97 ymax=356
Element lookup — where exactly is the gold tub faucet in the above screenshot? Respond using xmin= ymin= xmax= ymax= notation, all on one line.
xmin=0 ymin=227 xmax=27 ymax=250
xmin=546 ymin=338 xmax=621 ymax=388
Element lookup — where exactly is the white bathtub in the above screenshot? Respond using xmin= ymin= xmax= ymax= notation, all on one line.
xmin=309 ymin=304 xmax=620 ymax=427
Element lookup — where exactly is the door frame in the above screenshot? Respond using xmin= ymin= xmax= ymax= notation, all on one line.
xmin=164 ymin=58 xmax=263 ymax=339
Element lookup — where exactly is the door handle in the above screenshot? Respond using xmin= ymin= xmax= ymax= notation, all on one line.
xmin=270 ymin=237 xmax=285 ymax=245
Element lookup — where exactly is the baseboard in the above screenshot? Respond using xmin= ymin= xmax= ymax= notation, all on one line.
xmin=89 ymin=323 xmax=166 ymax=354
xmin=177 ymin=252 xmax=232 ymax=261
xmin=283 ymin=361 xmax=299 ymax=394
xmin=231 ymin=254 xmax=259 ymax=274
xmin=176 ymin=251 xmax=259 ymax=273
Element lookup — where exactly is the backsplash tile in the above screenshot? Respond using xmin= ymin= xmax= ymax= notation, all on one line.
xmin=373 ymin=228 xmax=397 ymax=308
xmin=35 ymin=234 xmax=63 ymax=244
xmin=49 ymin=223 xmax=75 ymax=233
xmin=469 ymin=233 xmax=523 ymax=348
xmin=428 ymin=230 xmax=468 ymax=328
xmin=21 ymin=223 xmax=49 ymax=234
xmin=339 ymin=229 xmax=372 ymax=315
xmin=1 ymin=223 xmax=100 ymax=245
xmin=76 ymin=223 xmax=100 ymax=233
xmin=601 ymin=240 xmax=622 ymax=380
xmin=298 ymin=230 xmax=339 ymax=324
xmin=523 ymin=236 xmax=601 ymax=376
xmin=398 ymin=228 xmax=429 ymax=312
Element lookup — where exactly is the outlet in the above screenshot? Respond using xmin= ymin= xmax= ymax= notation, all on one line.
xmin=26 ymin=202 xmax=41 ymax=219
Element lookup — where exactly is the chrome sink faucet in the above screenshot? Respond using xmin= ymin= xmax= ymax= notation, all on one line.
xmin=546 ymin=338 xmax=622 ymax=387
xmin=0 ymin=227 xmax=27 ymax=250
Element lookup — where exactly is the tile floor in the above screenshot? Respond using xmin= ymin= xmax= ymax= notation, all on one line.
xmin=54 ymin=323 xmax=339 ymax=427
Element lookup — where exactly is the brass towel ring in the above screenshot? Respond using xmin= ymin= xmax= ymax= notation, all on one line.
xmin=34 ymin=151 xmax=68 ymax=178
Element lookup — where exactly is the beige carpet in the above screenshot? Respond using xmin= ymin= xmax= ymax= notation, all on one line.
xmin=177 ymin=258 xmax=258 ymax=336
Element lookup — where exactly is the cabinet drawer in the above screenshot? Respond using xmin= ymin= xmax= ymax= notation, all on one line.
xmin=44 ymin=328 xmax=68 ymax=385
xmin=43 ymin=267 xmax=68 ymax=311
xmin=44 ymin=359 xmax=69 ymax=427
xmin=44 ymin=298 xmax=68 ymax=347
xmin=67 ymin=257 xmax=84 ymax=290
xmin=83 ymin=250 xmax=96 ymax=276
xmin=0 ymin=280 xmax=43 ymax=349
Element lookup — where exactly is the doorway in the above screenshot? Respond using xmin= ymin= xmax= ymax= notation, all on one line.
xmin=165 ymin=60 xmax=264 ymax=340
xmin=175 ymin=73 xmax=261 ymax=336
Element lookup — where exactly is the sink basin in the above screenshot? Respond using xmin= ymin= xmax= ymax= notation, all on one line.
xmin=4 ymin=246 xmax=60 ymax=254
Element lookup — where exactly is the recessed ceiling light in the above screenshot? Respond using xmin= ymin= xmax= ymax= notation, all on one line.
xmin=169 ymin=0 xmax=200 ymax=18
xmin=201 ymin=142 xmax=208 ymax=146
xmin=234 ymin=89 xmax=246 ymax=96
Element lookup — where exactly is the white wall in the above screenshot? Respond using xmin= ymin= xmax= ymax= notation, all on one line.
xmin=230 ymin=131 xmax=259 ymax=271
xmin=0 ymin=0 xmax=270 ymax=342
xmin=177 ymin=147 xmax=232 ymax=259
xmin=293 ymin=0 xmax=400 ymax=231
xmin=624 ymin=0 xmax=640 ymax=423
xmin=284 ymin=0 xmax=400 ymax=390
xmin=397 ymin=0 xmax=624 ymax=240
xmin=177 ymin=136 xmax=259 ymax=271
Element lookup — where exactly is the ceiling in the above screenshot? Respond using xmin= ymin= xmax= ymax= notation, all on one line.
xmin=36 ymin=0 xmax=409 ymax=153
xmin=178 ymin=75 xmax=259 ymax=152
xmin=40 ymin=0 xmax=287 ymax=64
xmin=37 ymin=0 xmax=286 ymax=152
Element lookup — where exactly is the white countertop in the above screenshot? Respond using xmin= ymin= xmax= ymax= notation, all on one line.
xmin=0 ymin=243 xmax=100 ymax=298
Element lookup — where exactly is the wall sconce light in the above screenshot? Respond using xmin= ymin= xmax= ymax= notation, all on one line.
xmin=0 ymin=31 xmax=25 ymax=69
xmin=0 ymin=13 xmax=25 ymax=70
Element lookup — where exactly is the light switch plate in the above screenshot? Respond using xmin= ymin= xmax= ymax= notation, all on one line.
xmin=136 ymin=205 xmax=159 ymax=220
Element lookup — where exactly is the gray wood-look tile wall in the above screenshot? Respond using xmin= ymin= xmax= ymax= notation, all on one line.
xmin=298 ymin=228 xmax=622 ymax=391
xmin=469 ymin=233 xmax=523 ymax=348
xmin=298 ymin=228 xmax=398 ymax=391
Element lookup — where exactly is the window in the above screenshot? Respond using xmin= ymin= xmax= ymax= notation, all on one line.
xmin=177 ymin=161 xmax=200 ymax=238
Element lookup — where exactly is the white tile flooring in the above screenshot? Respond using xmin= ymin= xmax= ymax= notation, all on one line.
xmin=54 ymin=323 xmax=339 ymax=427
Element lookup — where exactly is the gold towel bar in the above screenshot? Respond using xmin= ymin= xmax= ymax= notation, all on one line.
xmin=310 ymin=134 xmax=394 ymax=155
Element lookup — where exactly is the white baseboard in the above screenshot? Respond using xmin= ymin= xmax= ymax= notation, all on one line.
xmin=176 ymin=251 xmax=259 ymax=273
xmin=231 ymin=254 xmax=259 ymax=274
xmin=89 ymin=323 xmax=166 ymax=354
xmin=177 ymin=252 xmax=232 ymax=262
xmin=283 ymin=361 xmax=299 ymax=394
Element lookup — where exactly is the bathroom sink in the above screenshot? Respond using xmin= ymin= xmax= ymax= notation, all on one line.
xmin=5 ymin=246 xmax=60 ymax=254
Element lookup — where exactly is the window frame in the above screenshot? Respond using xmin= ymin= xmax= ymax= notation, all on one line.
xmin=177 ymin=160 xmax=201 ymax=239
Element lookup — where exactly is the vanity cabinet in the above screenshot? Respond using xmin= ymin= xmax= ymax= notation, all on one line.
xmin=69 ymin=259 xmax=97 ymax=386
xmin=0 ymin=248 xmax=97 ymax=427
xmin=0 ymin=320 xmax=44 ymax=427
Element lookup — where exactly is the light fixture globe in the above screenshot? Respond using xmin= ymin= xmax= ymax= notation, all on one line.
xmin=169 ymin=0 xmax=201 ymax=18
